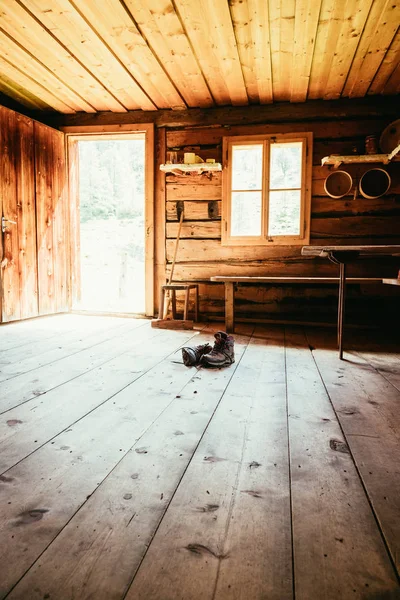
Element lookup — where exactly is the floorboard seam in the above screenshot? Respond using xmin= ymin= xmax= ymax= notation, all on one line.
xmin=210 ymin=329 xmax=256 ymax=600
xmin=2 ymin=328 xmax=213 ymax=598
xmin=0 ymin=323 xmax=168 ymax=416
xmin=304 ymin=327 xmax=400 ymax=584
xmin=0 ymin=327 xmax=207 ymax=476
xmin=285 ymin=326 xmax=296 ymax=600
xmin=0 ymin=320 xmax=149 ymax=384
xmin=353 ymin=350 xmax=400 ymax=394
xmin=122 ymin=328 xmax=255 ymax=600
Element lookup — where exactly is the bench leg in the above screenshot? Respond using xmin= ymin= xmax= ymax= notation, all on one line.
xmin=225 ymin=282 xmax=235 ymax=333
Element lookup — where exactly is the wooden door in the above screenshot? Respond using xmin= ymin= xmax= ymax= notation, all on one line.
xmin=0 ymin=107 xmax=69 ymax=323
xmin=0 ymin=107 xmax=38 ymax=322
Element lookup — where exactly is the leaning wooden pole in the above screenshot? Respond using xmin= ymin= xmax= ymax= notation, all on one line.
xmin=162 ymin=210 xmax=184 ymax=318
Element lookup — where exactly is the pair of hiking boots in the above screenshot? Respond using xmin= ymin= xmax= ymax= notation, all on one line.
xmin=181 ymin=331 xmax=235 ymax=368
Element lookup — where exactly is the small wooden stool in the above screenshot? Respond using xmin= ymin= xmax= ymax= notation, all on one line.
xmin=159 ymin=284 xmax=199 ymax=320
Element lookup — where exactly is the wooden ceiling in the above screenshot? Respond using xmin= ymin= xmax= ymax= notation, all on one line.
xmin=0 ymin=0 xmax=399 ymax=114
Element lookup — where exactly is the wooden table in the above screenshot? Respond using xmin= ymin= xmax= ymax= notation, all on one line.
xmin=301 ymin=245 xmax=400 ymax=359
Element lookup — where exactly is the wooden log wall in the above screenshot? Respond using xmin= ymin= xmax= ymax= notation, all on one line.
xmin=160 ymin=116 xmax=400 ymax=324
xmin=0 ymin=105 xmax=69 ymax=322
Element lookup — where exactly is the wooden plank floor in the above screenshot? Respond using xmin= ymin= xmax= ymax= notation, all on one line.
xmin=0 ymin=315 xmax=399 ymax=600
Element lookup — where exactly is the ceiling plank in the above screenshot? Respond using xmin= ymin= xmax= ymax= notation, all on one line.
xmin=0 ymin=29 xmax=95 ymax=112
xmin=0 ymin=74 xmax=51 ymax=110
xmin=123 ymin=0 xmax=213 ymax=108
xmin=174 ymin=0 xmax=247 ymax=106
xmin=0 ymin=54 xmax=77 ymax=112
xmin=275 ymin=0 xmax=296 ymax=102
xmin=19 ymin=0 xmax=156 ymax=111
xmin=369 ymin=30 xmax=400 ymax=94
xmin=0 ymin=0 xmax=126 ymax=112
xmin=343 ymin=0 xmax=400 ymax=97
xmin=308 ymin=0 xmax=347 ymax=100
xmin=383 ymin=58 xmax=400 ymax=93
xmin=291 ymin=0 xmax=323 ymax=102
xmin=74 ymin=0 xmax=186 ymax=110
xmin=324 ymin=0 xmax=374 ymax=100
xmin=228 ymin=0 xmax=259 ymax=103
xmin=248 ymin=0 xmax=273 ymax=103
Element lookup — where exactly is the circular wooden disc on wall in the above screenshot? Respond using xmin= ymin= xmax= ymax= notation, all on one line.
xmin=379 ymin=119 xmax=400 ymax=153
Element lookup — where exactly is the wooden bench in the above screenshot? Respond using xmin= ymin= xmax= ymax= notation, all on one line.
xmin=210 ymin=276 xmax=383 ymax=333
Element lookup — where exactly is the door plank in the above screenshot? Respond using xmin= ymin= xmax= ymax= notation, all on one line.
xmin=16 ymin=114 xmax=38 ymax=319
xmin=0 ymin=107 xmax=20 ymax=322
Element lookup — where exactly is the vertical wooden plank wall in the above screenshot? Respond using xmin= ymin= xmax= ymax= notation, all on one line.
xmin=163 ymin=117 xmax=400 ymax=322
xmin=0 ymin=107 xmax=20 ymax=321
xmin=16 ymin=113 xmax=37 ymax=319
xmin=67 ymin=139 xmax=81 ymax=308
xmin=0 ymin=107 xmax=38 ymax=322
xmin=34 ymin=121 xmax=68 ymax=316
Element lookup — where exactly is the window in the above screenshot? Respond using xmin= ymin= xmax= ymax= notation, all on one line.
xmin=222 ymin=133 xmax=312 ymax=245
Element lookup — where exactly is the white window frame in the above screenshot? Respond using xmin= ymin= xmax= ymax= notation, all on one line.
xmin=222 ymin=132 xmax=313 ymax=246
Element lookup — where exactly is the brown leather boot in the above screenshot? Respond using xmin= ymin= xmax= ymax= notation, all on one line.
xmin=200 ymin=331 xmax=235 ymax=368
xmin=181 ymin=343 xmax=213 ymax=367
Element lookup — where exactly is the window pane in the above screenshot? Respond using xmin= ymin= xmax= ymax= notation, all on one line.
xmin=231 ymin=191 xmax=262 ymax=236
xmin=232 ymin=144 xmax=263 ymax=190
xmin=268 ymin=190 xmax=301 ymax=236
xmin=270 ymin=142 xmax=302 ymax=190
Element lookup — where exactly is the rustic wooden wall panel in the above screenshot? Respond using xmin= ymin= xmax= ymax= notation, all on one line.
xmin=0 ymin=107 xmax=20 ymax=322
xmin=162 ymin=115 xmax=400 ymax=323
xmin=15 ymin=113 xmax=37 ymax=319
xmin=0 ymin=107 xmax=39 ymax=322
xmin=67 ymin=140 xmax=80 ymax=308
xmin=52 ymin=128 xmax=68 ymax=312
xmin=34 ymin=122 xmax=68 ymax=316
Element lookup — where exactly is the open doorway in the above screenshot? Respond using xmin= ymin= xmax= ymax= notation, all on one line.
xmin=67 ymin=127 xmax=154 ymax=316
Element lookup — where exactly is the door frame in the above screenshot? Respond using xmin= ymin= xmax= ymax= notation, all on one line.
xmin=64 ymin=124 xmax=155 ymax=316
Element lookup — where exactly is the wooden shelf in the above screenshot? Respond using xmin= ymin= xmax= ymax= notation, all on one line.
xmin=159 ymin=162 xmax=222 ymax=174
xmin=322 ymin=143 xmax=400 ymax=168
xmin=382 ymin=278 xmax=400 ymax=286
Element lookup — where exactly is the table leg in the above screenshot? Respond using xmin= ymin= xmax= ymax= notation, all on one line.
xmin=338 ymin=262 xmax=347 ymax=360
xmin=225 ymin=282 xmax=235 ymax=333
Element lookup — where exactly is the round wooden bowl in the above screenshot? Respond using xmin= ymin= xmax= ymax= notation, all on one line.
xmin=324 ymin=170 xmax=353 ymax=198
xmin=359 ymin=168 xmax=391 ymax=199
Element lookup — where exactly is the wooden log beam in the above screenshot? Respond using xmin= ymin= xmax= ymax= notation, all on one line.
xmin=41 ymin=96 xmax=400 ymax=130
